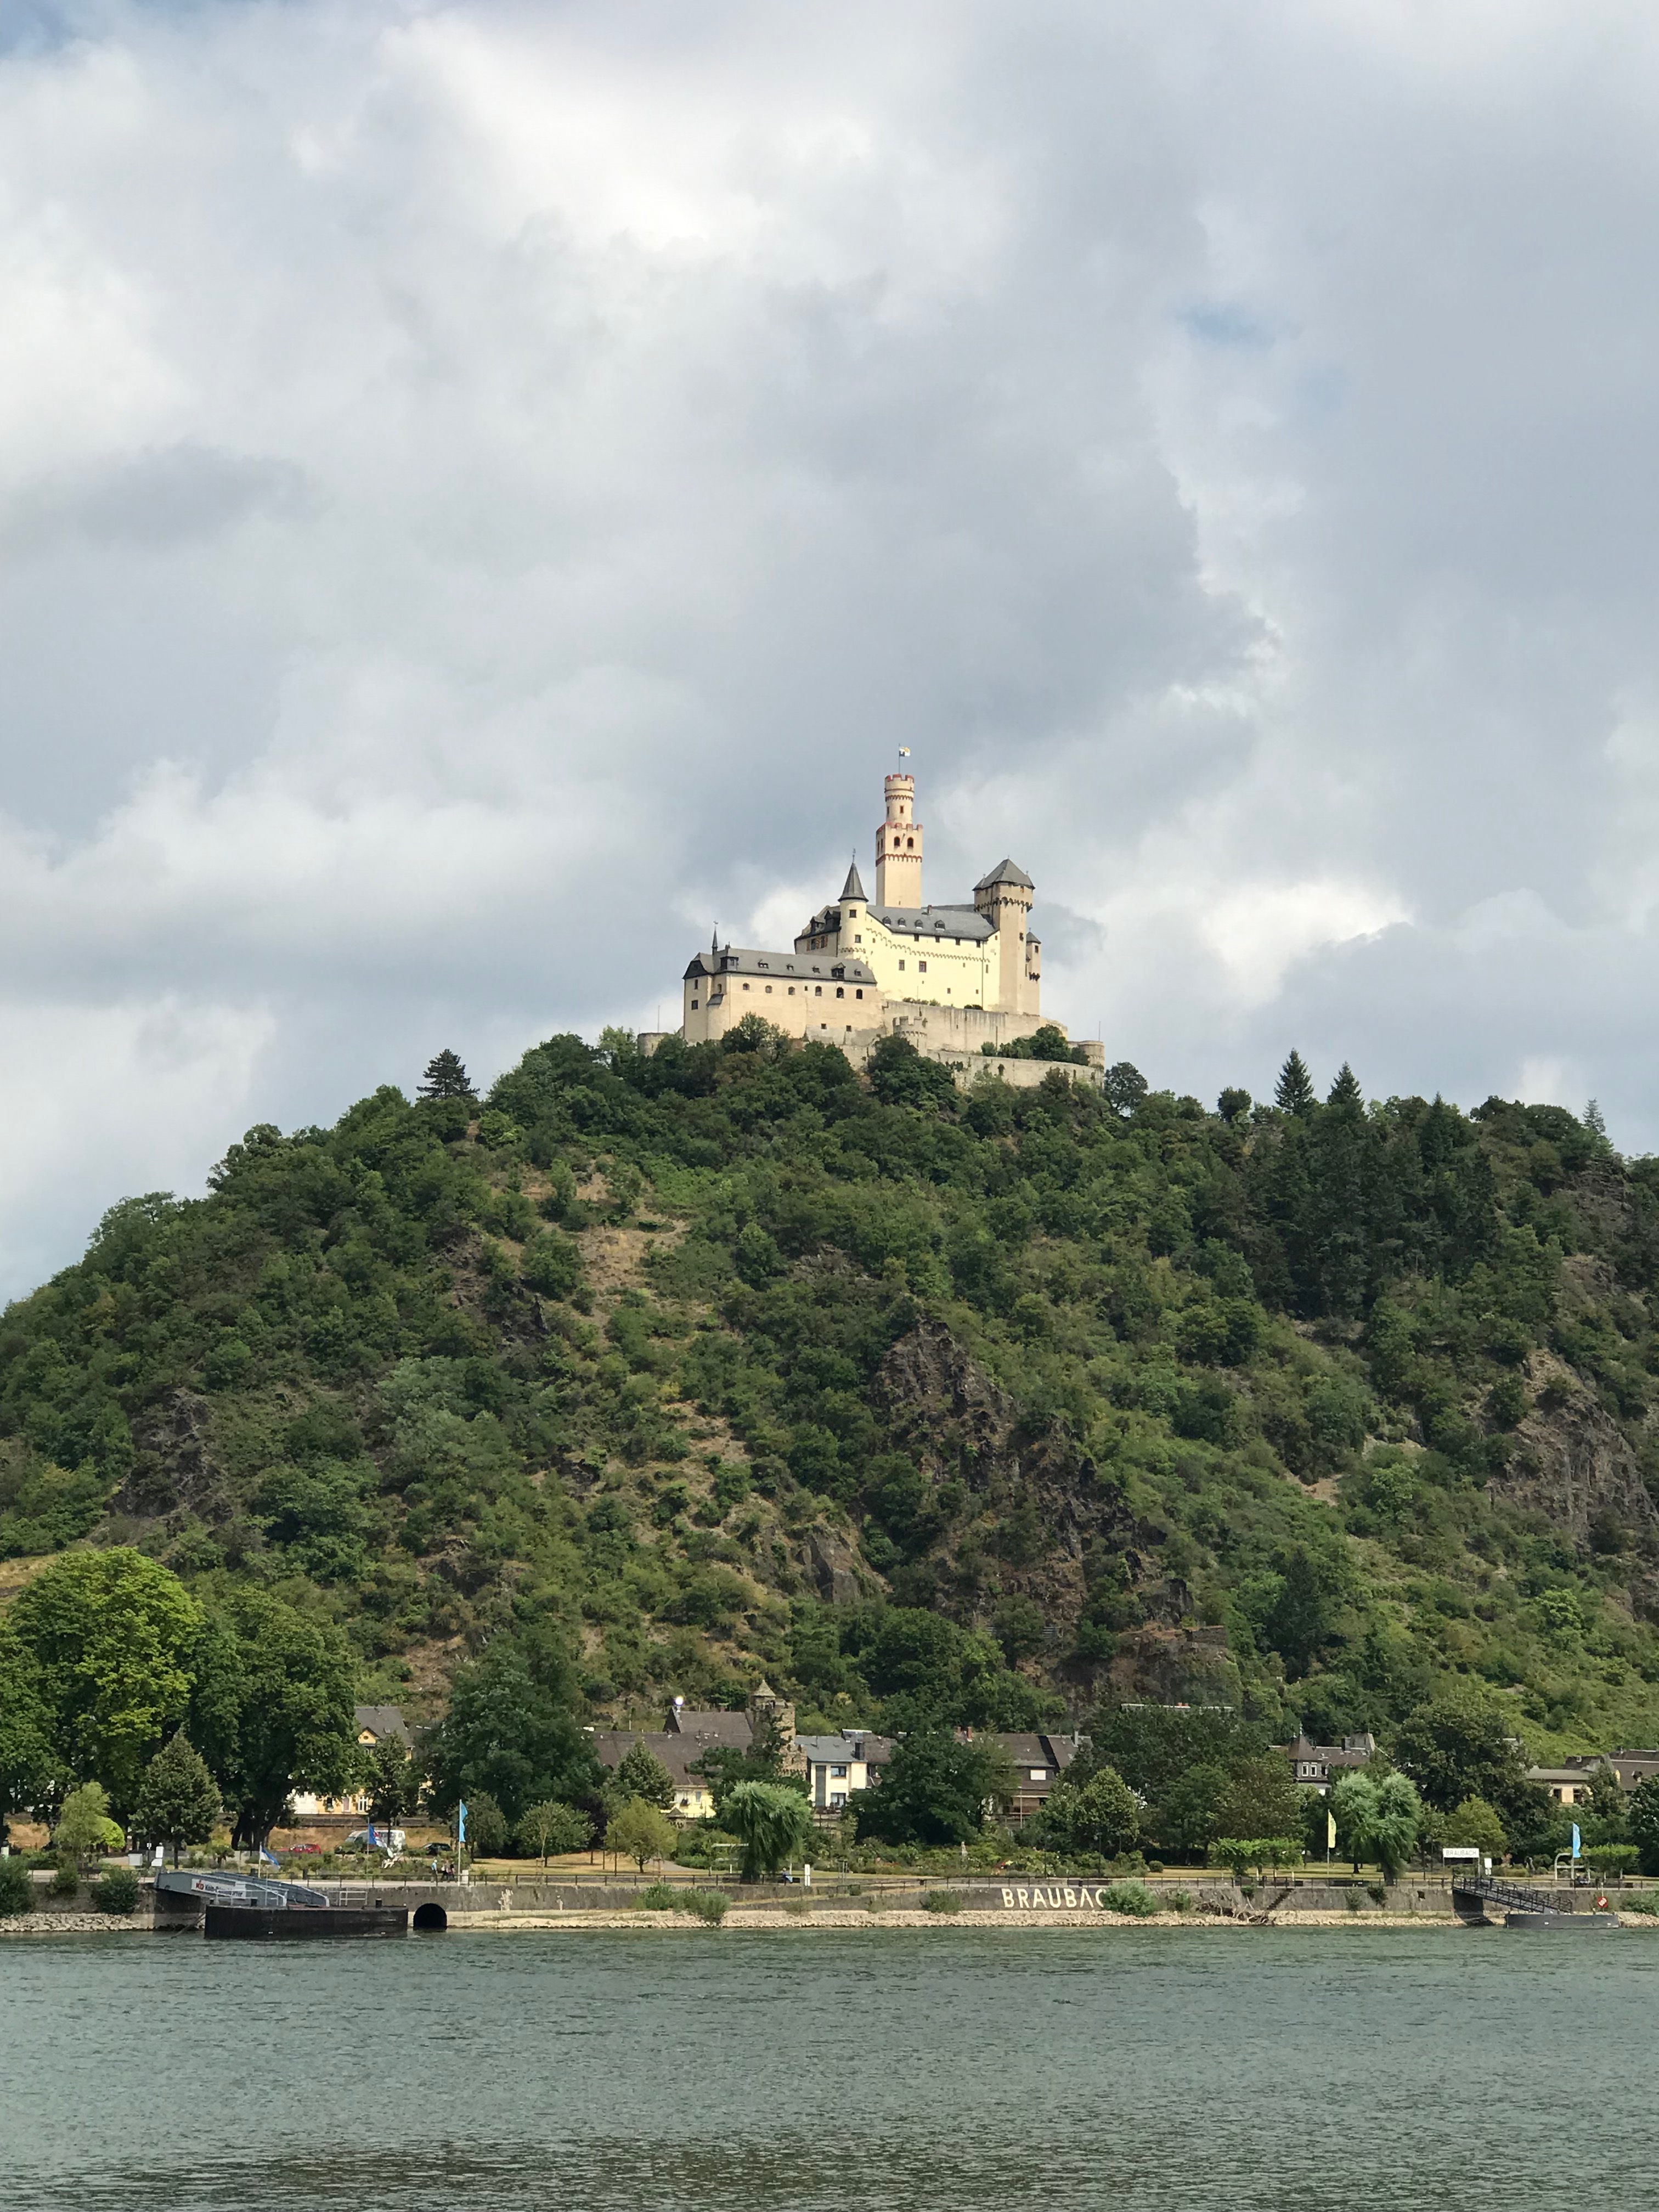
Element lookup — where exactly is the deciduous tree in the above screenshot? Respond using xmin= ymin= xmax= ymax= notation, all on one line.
xmin=10 ymin=1550 xmax=200 ymax=1813
xmin=1331 ymin=1770 xmax=1422 ymax=1881
xmin=189 ymin=1590 xmax=356 ymax=1849
xmin=724 ymin=1779 xmax=815 ymax=1877
xmin=1036 ymin=1766 xmax=1140 ymax=1859
xmin=420 ymin=1624 xmax=601 ymax=1827
xmin=54 ymin=1780 xmax=124 ymax=1866
xmin=608 ymin=1796 xmax=678 ymax=1874
xmin=518 ymin=1801 xmax=591 ymax=1865
xmin=851 ymin=1733 xmax=1003 ymax=1849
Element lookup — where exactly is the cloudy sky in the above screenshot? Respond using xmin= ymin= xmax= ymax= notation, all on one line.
xmin=5 ymin=0 xmax=1659 ymax=1296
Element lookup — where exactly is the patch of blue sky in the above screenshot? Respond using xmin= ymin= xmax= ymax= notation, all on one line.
xmin=1177 ymin=300 xmax=1278 ymax=349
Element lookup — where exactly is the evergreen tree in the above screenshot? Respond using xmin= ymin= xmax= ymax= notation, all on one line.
xmin=1327 ymin=1063 xmax=1364 ymax=1112
xmin=1274 ymin=1051 xmax=1317 ymax=1116
xmin=613 ymin=1742 xmax=676 ymax=1810
xmin=133 ymin=1732 xmax=221 ymax=1865
xmin=417 ymin=1049 xmax=475 ymax=1102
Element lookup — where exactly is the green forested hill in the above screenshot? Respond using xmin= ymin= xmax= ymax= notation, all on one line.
xmin=6 ymin=1021 xmax=1659 ymax=1798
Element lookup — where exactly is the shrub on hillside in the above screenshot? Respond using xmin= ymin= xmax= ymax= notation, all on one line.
xmin=0 ymin=1860 xmax=33 ymax=1916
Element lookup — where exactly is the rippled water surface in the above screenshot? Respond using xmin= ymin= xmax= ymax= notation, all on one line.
xmin=5 ymin=1926 xmax=1654 ymax=2211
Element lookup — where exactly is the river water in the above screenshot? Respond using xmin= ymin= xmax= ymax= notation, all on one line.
xmin=4 ymin=1926 xmax=1652 ymax=2211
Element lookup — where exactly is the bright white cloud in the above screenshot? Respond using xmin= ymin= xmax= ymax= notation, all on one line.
xmin=4 ymin=0 xmax=1659 ymax=1294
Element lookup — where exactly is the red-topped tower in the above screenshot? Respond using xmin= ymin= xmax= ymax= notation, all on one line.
xmin=874 ymin=770 xmax=922 ymax=908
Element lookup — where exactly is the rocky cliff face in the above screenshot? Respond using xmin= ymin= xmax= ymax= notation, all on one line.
xmin=871 ymin=1319 xmax=1167 ymax=1685
xmin=1498 ymin=1352 xmax=1658 ymax=1544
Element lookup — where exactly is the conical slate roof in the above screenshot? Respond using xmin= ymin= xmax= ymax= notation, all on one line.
xmin=839 ymin=859 xmax=867 ymax=900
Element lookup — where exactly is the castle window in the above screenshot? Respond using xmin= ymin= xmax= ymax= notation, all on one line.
xmin=691 ymin=999 xmax=698 ymax=1010
xmin=742 ymin=983 xmax=750 ymax=990
xmin=918 ymin=961 xmax=928 ymax=973
xmin=906 ymin=838 xmax=913 ymax=848
xmin=836 ymin=987 xmax=844 ymax=998
xmin=856 ymin=989 xmax=864 ymax=999
xmin=815 ymin=985 xmax=822 ymax=996
xmin=788 ymin=986 xmax=794 ymax=995
xmin=765 ymin=985 xmax=772 ymax=994
xmin=898 ymin=960 xmax=905 ymax=970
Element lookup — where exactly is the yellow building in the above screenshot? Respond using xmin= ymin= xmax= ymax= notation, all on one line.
xmin=672 ymin=770 xmax=1087 ymax=1074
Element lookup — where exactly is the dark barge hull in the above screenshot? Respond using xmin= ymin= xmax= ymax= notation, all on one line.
xmin=204 ymin=1903 xmax=409 ymax=1939
xmin=1503 ymin=1909 xmax=1621 ymax=1931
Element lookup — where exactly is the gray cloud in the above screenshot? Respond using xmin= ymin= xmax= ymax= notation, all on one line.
xmin=4 ymin=0 xmax=1659 ymax=1294
xmin=2 ymin=442 xmax=311 ymax=552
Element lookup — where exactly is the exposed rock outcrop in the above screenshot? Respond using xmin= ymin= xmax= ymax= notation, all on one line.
xmin=1497 ymin=1354 xmax=1658 ymax=1542
xmin=125 ymin=1389 xmax=234 ymax=1522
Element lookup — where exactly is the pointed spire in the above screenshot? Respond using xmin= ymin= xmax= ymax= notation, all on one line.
xmin=711 ymin=927 xmax=718 ymax=956
xmin=839 ymin=855 xmax=866 ymax=901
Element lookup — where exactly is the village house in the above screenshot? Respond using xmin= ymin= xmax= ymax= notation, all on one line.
xmin=289 ymin=1705 xmax=411 ymax=1820
xmin=798 ymin=1732 xmax=894 ymax=1815
xmin=989 ymin=1733 xmax=1081 ymax=1824
xmin=1284 ymin=1733 xmax=1376 ymax=1794
xmin=591 ymin=1732 xmax=725 ymax=1821
xmin=1527 ymin=1764 xmax=1597 ymax=1807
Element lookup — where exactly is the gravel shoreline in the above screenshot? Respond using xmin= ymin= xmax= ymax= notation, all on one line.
xmin=6 ymin=1906 xmax=1649 ymax=1936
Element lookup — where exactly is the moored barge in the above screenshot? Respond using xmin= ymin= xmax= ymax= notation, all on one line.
xmin=156 ymin=1867 xmax=409 ymax=1938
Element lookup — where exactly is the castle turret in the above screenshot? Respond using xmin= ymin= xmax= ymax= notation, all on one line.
xmin=974 ymin=859 xmax=1038 ymax=1017
xmin=874 ymin=772 xmax=922 ymax=908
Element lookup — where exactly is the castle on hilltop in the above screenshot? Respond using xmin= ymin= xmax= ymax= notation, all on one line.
xmin=648 ymin=770 xmax=1102 ymax=1084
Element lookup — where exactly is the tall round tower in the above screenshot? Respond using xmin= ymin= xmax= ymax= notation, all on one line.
xmin=874 ymin=771 xmax=923 ymax=908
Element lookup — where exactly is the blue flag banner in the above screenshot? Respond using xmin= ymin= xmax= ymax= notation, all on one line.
xmin=1572 ymin=1824 xmax=1582 ymax=1859
xmin=457 ymin=1801 xmax=467 ymax=1845
xmin=259 ymin=1848 xmax=279 ymax=1867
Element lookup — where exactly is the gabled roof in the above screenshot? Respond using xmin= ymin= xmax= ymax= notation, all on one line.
xmin=839 ymin=860 xmax=867 ymax=900
xmin=591 ymin=1731 xmax=723 ymax=1790
xmin=664 ymin=1709 xmax=754 ymax=1747
xmin=798 ymin=1732 xmax=895 ymax=1767
xmin=699 ymin=946 xmax=878 ymax=983
xmin=974 ymin=859 xmax=1034 ymax=891
xmin=354 ymin=1705 xmax=411 ymax=1747
xmin=867 ymin=904 xmax=995 ymax=941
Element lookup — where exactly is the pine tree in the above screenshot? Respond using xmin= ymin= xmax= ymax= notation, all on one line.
xmin=1327 ymin=1063 xmax=1364 ymax=1112
xmin=1274 ymin=1050 xmax=1317 ymax=1116
xmin=418 ymin=1049 xmax=475 ymax=1103
xmin=133 ymin=1733 xmax=221 ymax=1866
xmin=1585 ymin=1099 xmax=1609 ymax=1142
